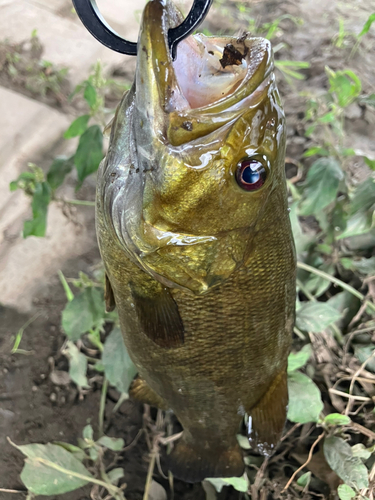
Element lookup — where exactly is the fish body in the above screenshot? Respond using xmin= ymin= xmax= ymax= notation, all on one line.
xmin=96 ymin=0 xmax=296 ymax=483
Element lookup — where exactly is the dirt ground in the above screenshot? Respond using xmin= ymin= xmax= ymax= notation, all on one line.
xmin=0 ymin=0 xmax=374 ymax=499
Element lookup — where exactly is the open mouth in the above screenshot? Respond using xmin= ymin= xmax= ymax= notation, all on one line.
xmin=172 ymin=34 xmax=272 ymax=109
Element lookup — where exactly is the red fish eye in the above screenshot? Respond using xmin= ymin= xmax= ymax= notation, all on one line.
xmin=236 ymin=159 xmax=267 ymax=191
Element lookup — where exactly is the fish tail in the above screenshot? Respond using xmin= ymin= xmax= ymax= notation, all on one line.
xmin=167 ymin=434 xmax=244 ymax=483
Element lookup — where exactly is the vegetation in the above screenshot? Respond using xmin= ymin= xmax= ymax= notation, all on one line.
xmin=6 ymin=6 xmax=375 ymax=500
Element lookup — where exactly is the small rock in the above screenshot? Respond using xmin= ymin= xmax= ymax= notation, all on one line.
xmin=50 ymin=369 xmax=71 ymax=386
xmin=345 ymin=103 xmax=362 ymax=120
xmin=32 ymin=385 xmax=38 ymax=392
xmin=50 ymin=393 xmax=57 ymax=402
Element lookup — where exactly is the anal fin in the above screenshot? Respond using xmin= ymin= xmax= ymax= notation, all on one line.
xmin=129 ymin=377 xmax=168 ymax=410
xmin=246 ymin=369 xmax=288 ymax=456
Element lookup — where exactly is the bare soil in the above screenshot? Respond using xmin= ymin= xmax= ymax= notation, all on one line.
xmin=1 ymin=0 xmax=374 ymax=499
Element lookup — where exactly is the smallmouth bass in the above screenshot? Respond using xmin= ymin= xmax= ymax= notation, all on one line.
xmin=96 ymin=0 xmax=296 ymax=483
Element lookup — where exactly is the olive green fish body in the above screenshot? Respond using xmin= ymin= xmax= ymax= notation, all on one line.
xmin=96 ymin=0 xmax=296 ymax=483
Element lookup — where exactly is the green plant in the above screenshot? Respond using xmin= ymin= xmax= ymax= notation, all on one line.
xmin=332 ymin=12 xmax=375 ymax=55
xmin=10 ymin=62 xmax=130 ymax=238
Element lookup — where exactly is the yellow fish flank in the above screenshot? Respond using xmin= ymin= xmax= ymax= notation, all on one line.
xmin=96 ymin=0 xmax=296 ymax=483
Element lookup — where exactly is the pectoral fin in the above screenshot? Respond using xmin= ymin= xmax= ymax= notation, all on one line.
xmin=246 ymin=369 xmax=288 ymax=456
xmin=105 ymin=274 xmax=116 ymax=312
xmin=130 ymin=284 xmax=184 ymax=348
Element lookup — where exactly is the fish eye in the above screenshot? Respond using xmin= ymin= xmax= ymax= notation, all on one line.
xmin=236 ymin=158 xmax=267 ymax=191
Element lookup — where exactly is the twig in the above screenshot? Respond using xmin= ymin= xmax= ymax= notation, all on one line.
xmin=345 ymin=351 xmax=375 ymax=415
xmin=123 ymin=429 xmax=143 ymax=452
xmin=280 ymin=423 xmax=302 ymax=442
xmin=142 ymin=448 xmax=157 ymax=500
xmin=99 ymin=377 xmax=109 ymax=437
xmin=293 ymin=326 xmax=306 ymax=340
xmin=57 ymin=198 xmax=96 ymax=206
xmin=296 ymin=262 xmax=375 ymax=314
xmin=0 ymin=488 xmax=26 ymax=494
xmin=350 ymin=422 xmax=375 ymax=441
xmin=251 ymin=457 xmax=269 ymax=500
xmin=329 ymin=388 xmax=372 ymax=402
xmin=282 ymin=432 xmax=324 ymax=492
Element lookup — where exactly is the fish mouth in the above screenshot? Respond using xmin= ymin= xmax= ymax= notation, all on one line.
xmin=172 ymin=35 xmax=272 ymax=111
xmin=136 ymin=0 xmax=273 ymax=121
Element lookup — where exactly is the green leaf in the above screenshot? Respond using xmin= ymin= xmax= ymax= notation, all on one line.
xmin=364 ymin=157 xmax=375 ymax=170
xmin=53 ymin=442 xmax=87 ymax=462
xmin=338 ymin=484 xmax=356 ymax=500
xmin=61 ymin=287 xmax=105 ymax=341
xmin=107 ymin=468 xmax=124 ymax=484
xmin=46 ymin=156 xmax=74 ymax=191
xmin=318 ymin=111 xmax=336 ymax=123
xmin=84 ymin=82 xmax=97 ymax=109
xmin=64 ymin=341 xmax=89 ymax=388
xmin=13 ymin=442 xmax=92 ymax=495
xmin=23 ymin=181 xmax=51 ymax=238
xmin=360 ymin=94 xmax=375 ymax=108
xmin=102 ymin=328 xmax=137 ymax=394
xmin=351 ymin=443 xmax=373 ymax=461
xmin=350 ymin=178 xmax=375 ymax=214
xmin=349 ymin=256 xmax=375 ymax=275
xmin=237 ymin=434 xmax=251 ymax=449
xmin=206 ymin=474 xmax=249 ymax=493
xmin=324 ymin=436 xmax=369 ymax=489
xmin=288 ymin=344 xmax=312 ymax=373
xmin=297 ymin=471 xmax=311 ymax=488
xmin=302 ymin=147 xmax=329 ymax=158
xmin=74 ymin=125 xmax=103 ymax=184
xmin=289 ymin=202 xmax=314 ymax=256
xmin=10 ymin=171 xmax=36 ymax=191
xmin=96 ymin=436 xmax=124 ymax=451
xmin=287 ymin=372 xmax=323 ymax=423
xmin=354 ymin=344 xmax=375 ymax=373
xmin=326 ymin=291 xmax=361 ymax=328
xmin=304 ymin=261 xmax=335 ymax=298
xmin=64 ymin=115 xmax=90 ymax=139
xmin=299 ymin=158 xmax=344 ymax=216
xmin=327 ymin=68 xmax=362 ymax=108
xmin=83 ymin=424 xmax=94 ymax=441
xmin=323 ymin=413 xmax=351 ymax=426
xmin=338 ymin=210 xmax=374 ymax=239
xmin=295 ymin=302 xmax=342 ymax=333
xmin=358 ymin=13 xmax=375 ymax=38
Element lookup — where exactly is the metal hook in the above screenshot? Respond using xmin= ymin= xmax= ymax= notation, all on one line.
xmin=72 ymin=0 xmax=213 ymax=60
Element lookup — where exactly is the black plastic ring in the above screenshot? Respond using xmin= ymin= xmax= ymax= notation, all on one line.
xmin=72 ymin=0 xmax=213 ymax=59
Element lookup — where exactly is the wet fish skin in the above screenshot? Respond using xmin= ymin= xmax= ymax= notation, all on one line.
xmin=96 ymin=0 xmax=296 ymax=483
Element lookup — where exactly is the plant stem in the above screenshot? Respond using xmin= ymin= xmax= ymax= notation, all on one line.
xmin=7 ymin=439 xmax=121 ymax=497
xmin=297 ymin=261 xmax=375 ymax=314
xmin=99 ymin=377 xmax=109 ymax=437
xmin=293 ymin=326 xmax=306 ymax=340
xmin=59 ymin=198 xmax=96 ymax=206
xmin=143 ymin=448 xmax=157 ymax=500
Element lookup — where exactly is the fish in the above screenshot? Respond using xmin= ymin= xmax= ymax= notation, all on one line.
xmin=96 ymin=0 xmax=296 ymax=483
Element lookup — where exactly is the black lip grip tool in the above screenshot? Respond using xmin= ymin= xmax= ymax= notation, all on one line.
xmin=72 ymin=0 xmax=213 ymax=59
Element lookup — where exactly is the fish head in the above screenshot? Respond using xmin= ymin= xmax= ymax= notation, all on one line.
xmin=101 ymin=0 xmax=287 ymax=294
